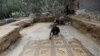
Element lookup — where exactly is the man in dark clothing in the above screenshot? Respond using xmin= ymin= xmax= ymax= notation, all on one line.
xmin=49 ymin=24 xmax=60 ymax=40
xmin=64 ymin=5 xmax=70 ymax=15
xmin=64 ymin=5 xmax=75 ymax=15
xmin=54 ymin=19 xmax=60 ymax=25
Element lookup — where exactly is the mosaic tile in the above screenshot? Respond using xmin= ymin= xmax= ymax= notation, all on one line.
xmin=39 ymin=40 xmax=51 ymax=46
xmin=39 ymin=48 xmax=51 ymax=56
xmin=20 ymin=48 xmax=36 ymax=56
xmin=53 ymin=40 xmax=64 ymax=46
xmin=55 ymin=47 xmax=68 ymax=56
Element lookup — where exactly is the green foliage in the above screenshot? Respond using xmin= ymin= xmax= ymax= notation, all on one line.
xmin=0 ymin=0 xmax=22 ymax=19
xmin=0 ymin=0 xmax=68 ymax=19
xmin=7 ymin=4 xmax=21 ymax=12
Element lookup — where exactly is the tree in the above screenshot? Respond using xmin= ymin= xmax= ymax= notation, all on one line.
xmin=0 ymin=0 xmax=22 ymax=19
xmin=0 ymin=0 xmax=69 ymax=19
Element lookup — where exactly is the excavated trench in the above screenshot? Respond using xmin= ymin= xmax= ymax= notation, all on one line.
xmin=0 ymin=16 xmax=100 ymax=56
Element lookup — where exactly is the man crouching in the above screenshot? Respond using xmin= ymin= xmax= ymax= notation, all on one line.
xmin=49 ymin=24 xmax=60 ymax=40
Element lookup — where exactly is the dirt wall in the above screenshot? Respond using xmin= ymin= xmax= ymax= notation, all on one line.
xmin=68 ymin=15 xmax=100 ymax=44
xmin=0 ymin=26 xmax=21 ymax=52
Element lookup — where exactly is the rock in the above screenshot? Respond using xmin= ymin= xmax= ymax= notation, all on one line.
xmin=0 ymin=26 xmax=21 ymax=52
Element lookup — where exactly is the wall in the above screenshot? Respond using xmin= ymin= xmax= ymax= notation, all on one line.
xmin=68 ymin=15 xmax=100 ymax=45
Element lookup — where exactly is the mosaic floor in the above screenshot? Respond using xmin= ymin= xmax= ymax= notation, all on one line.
xmin=20 ymin=37 xmax=93 ymax=56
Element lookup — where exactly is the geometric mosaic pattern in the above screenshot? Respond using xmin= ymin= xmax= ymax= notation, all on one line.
xmin=20 ymin=37 xmax=93 ymax=56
